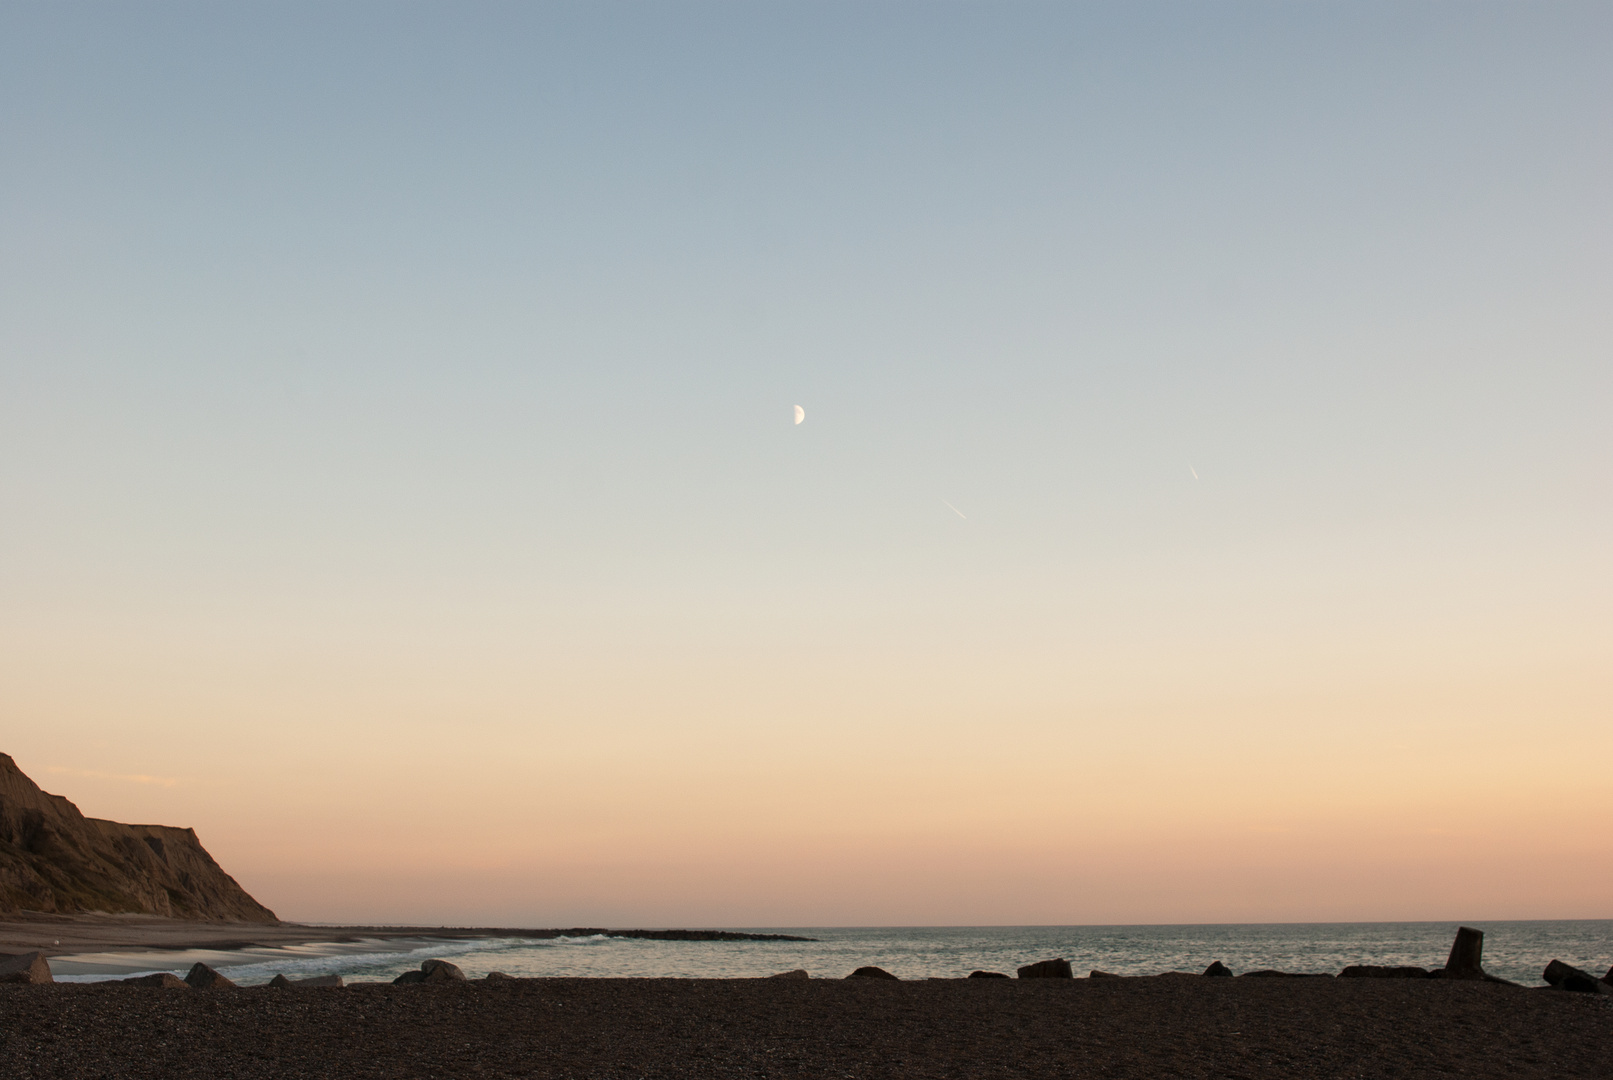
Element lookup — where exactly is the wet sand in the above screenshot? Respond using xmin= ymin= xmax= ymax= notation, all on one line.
xmin=0 ymin=913 xmax=798 ymax=957
xmin=0 ymin=913 xmax=510 ymax=956
xmin=4 ymin=974 xmax=1609 ymax=1078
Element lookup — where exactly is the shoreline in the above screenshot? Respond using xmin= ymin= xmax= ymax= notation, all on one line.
xmin=0 ymin=913 xmax=809 ymax=958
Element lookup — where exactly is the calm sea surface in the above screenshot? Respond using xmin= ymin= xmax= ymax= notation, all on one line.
xmin=51 ymin=921 xmax=1612 ymax=987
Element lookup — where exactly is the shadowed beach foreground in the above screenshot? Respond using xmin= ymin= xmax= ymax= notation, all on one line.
xmin=5 ymin=976 xmax=1610 ymax=1079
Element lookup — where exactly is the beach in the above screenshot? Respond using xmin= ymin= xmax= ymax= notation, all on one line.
xmin=6 ymin=973 xmax=1610 ymax=1078
xmin=0 ymin=913 xmax=800 ymax=961
xmin=0 ymin=913 xmax=429 ymax=956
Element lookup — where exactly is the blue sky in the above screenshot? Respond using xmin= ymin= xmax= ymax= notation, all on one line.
xmin=2 ymin=2 xmax=1609 ymax=923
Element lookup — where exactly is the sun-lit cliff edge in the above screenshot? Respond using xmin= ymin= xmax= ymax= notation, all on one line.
xmin=0 ymin=753 xmax=276 ymax=923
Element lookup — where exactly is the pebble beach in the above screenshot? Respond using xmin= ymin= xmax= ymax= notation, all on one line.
xmin=6 ymin=972 xmax=1611 ymax=1079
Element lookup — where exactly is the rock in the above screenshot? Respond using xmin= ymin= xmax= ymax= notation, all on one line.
xmin=1562 ymin=972 xmax=1607 ymax=994
xmin=967 ymin=971 xmax=1009 ymax=979
xmin=1089 ymin=970 xmax=1121 ymax=979
xmin=0 ymin=950 xmax=54 ymax=985
xmin=1545 ymin=960 xmax=1611 ymax=994
xmin=184 ymin=962 xmax=237 ymax=989
xmin=394 ymin=959 xmax=465 ymax=985
xmin=124 ymin=972 xmax=190 ymax=988
xmin=294 ymin=974 xmax=345 ymax=988
xmin=846 ymin=966 xmax=899 ymax=980
xmin=1017 ymin=958 xmax=1074 ymax=979
xmin=267 ymin=972 xmax=344 ymax=987
xmin=1203 ymin=961 xmax=1233 ymax=977
xmin=421 ymin=959 xmax=466 ymax=982
xmin=1338 ymin=966 xmax=1431 ymax=979
xmin=1443 ymin=926 xmax=1486 ymax=980
xmin=768 ymin=969 xmax=809 ymax=979
xmin=1543 ymin=959 xmax=1577 ymax=986
xmin=484 ymin=971 xmax=513 ymax=981
xmin=1544 ymin=959 xmax=1589 ymax=986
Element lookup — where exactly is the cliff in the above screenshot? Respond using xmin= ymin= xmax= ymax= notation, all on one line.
xmin=0 ymin=753 xmax=276 ymax=922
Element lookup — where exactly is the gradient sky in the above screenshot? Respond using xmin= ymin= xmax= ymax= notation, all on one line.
xmin=2 ymin=1 xmax=1609 ymax=927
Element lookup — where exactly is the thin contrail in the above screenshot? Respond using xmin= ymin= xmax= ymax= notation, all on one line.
xmin=942 ymin=500 xmax=967 ymax=519
xmin=1189 ymin=465 xmax=1199 ymax=480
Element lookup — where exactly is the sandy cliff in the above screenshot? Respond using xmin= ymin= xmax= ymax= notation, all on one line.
xmin=0 ymin=753 xmax=276 ymax=922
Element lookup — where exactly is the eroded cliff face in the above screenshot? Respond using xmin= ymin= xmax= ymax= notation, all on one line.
xmin=0 ymin=754 xmax=277 ymax=922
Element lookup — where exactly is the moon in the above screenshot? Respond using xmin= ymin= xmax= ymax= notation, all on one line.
xmin=794 ymin=405 xmax=805 ymax=425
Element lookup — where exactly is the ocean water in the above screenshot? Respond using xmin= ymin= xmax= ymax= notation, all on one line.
xmin=49 ymin=921 xmax=1611 ymax=988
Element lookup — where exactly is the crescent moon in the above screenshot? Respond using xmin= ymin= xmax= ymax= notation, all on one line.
xmin=794 ymin=405 xmax=805 ymax=425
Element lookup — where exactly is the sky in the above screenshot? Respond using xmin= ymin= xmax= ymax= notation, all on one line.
xmin=2 ymin=1 xmax=1609 ymax=927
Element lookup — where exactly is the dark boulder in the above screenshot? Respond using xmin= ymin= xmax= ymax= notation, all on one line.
xmin=1017 ymin=958 xmax=1074 ymax=979
xmin=395 ymin=958 xmax=467 ymax=984
xmin=293 ymin=974 xmax=344 ymax=988
xmin=1203 ymin=961 xmax=1233 ymax=977
xmin=0 ymin=951 xmax=53 ymax=984
xmin=124 ymin=972 xmax=189 ymax=988
xmin=1544 ymin=959 xmax=1587 ymax=986
xmin=422 ymin=959 xmax=466 ymax=982
xmin=1543 ymin=959 xmax=1576 ymax=986
xmin=484 ymin=971 xmax=514 ymax=981
xmin=184 ymin=962 xmax=236 ymax=989
xmin=967 ymin=970 xmax=1009 ymax=979
xmin=1339 ymin=966 xmax=1431 ymax=979
xmin=1562 ymin=972 xmax=1606 ymax=994
xmin=268 ymin=973 xmax=293 ymax=987
xmin=768 ymin=969 xmax=809 ymax=979
xmin=1443 ymin=926 xmax=1486 ymax=980
xmin=847 ymin=966 xmax=899 ymax=980
xmin=1545 ymin=960 xmax=1611 ymax=994
xmin=1089 ymin=969 xmax=1121 ymax=979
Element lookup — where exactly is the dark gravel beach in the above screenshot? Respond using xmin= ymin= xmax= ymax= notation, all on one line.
xmin=4 ymin=975 xmax=1610 ymax=1079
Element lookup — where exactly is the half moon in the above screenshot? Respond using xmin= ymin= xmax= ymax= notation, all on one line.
xmin=794 ymin=405 xmax=805 ymax=425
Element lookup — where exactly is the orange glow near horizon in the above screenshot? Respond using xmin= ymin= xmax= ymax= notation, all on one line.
xmin=7 ymin=597 xmax=1608 ymax=925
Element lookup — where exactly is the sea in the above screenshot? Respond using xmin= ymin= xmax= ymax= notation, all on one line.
xmin=48 ymin=921 xmax=1612 ymax=988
